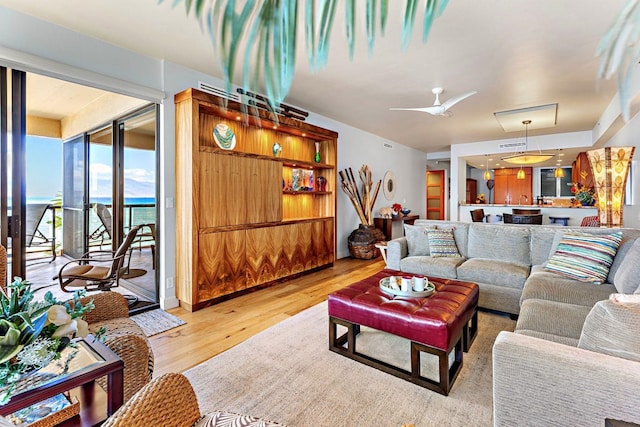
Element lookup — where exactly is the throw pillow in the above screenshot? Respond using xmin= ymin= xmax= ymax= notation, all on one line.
xmin=613 ymin=239 xmax=640 ymax=294
xmin=403 ymin=224 xmax=435 ymax=256
xmin=544 ymin=231 xmax=623 ymax=284
xmin=426 ymin=229 xmax=461 ymax=258
xmin=196 ymin=410 xmax=284 ymax=427
xmin=578 ymin=298 xmax=640 ymax=362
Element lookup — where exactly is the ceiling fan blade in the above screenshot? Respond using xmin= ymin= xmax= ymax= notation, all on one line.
xmin=389 ymin=106 xmax=444 ymax=115
xmin=441 ymin=91 xmax=477 ymax=111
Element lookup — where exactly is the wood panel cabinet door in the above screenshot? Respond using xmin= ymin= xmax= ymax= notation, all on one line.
xmin=493 ymin=172 xmax=510 ymax=204
xmin=466 ymin=179 xmax=477 ymax=203
xmin=199 ymin=153 xmax=246 ymax=227
xmin=310 ymin=219 xmax=334 ymax=267
xmin=281 ymin=222 xmax=311 ymax=275
xmin=197 ymin=230 xmax=246 ymax=302
xmin=246 ymin=157 xmax=282 ymax=224
xmin=245 ymin=226 xmax=282 ymax=286
xmin=199 ymin=154 xmax=282 ymax=227
xmin=513 ymin=171 xmax=533 ymax=204
xmin=493 ymin=168 xmax=532 ymax=204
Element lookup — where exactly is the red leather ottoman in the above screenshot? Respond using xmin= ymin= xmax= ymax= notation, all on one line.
xmin=328 ymin=269 xmax=478 ymax=395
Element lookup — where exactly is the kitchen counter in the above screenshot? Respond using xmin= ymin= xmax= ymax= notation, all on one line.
xmin=459 ymin=204 xmax=597 ymax=226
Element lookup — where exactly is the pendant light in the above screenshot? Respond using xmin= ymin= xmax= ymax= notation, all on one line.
xmin=483 ymin=156 xmax=492 ymax=180
xmin=502 ymin=120 xmax=556 ymax=165
xmin=516 ymin=165 xmax=525 ymax=180
xmin=554 ymin=167 xmax=565 ymax=178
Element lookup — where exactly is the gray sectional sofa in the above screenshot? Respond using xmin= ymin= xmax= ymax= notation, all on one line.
xmin=386 ymin=219 xmax=640 ymax=426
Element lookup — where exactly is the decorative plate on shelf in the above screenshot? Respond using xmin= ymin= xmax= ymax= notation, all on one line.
xmin=213 ymin=123 xmax=236 ymax=150
xmin=379 ymin=276 xmax=435 ymax=298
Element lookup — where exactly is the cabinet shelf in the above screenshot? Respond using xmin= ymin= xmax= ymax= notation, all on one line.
xmin=283 ymin=190 xmax=332 ymax=195
xmin=200 ymin=146 xmax=334 ymax=169
xmin=281 ymin=159 xmax=334 ymax=169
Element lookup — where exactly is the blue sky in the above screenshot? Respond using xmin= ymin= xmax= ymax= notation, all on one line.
xmin=26 ymin=135 xmax=155 ymax=200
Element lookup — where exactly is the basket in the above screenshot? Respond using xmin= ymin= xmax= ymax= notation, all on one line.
xmin=347 ymin=224 xmax=386 ymax=260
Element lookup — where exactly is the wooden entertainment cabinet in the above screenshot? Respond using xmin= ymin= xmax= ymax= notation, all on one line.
xmin=174 ymin=88 xmax=337 ymax=311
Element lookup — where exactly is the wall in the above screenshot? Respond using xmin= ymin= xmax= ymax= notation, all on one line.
xmin=306 ymin=114 xmax=427 ymax=258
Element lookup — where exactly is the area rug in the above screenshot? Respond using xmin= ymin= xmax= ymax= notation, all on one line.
xmin=130 ymin=309 xmax=186 ymax=337
xmin=184 ymin=301 xmax=515 ymax=427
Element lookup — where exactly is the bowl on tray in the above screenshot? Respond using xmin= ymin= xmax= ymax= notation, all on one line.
xmin=400 ymin=208 xmax=411 ymax=216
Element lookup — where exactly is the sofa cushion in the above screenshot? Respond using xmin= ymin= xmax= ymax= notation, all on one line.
xmin=426 ymin=229 xmax=461 ymax=257
xmin=544 ymin=231 xmax=622 ymax=284
xmin=400 ymin=256 xmax=464 ymax=278
xmin=403 ymin=224 xmax=435 ymax=256
xmin=468 ymin=224 xmax=531 ymax=265
xmin=516 ymin=299 xmax=592 ymax=344
xmin=522 ymin=265 xmax=617 ymax=306
xmin=457 ymin=258 xmax=529 ymax=289
xmin=529 ymin=227 xmax=561 ymax=266
xmin=413 ymin=221 xmax=470 ymax=258
xmin=613 ymin=239 xmax=640 ymax=294
xmin=515 ymin=329 xmax=579 ymax=347
xmin=578 ymin=297 xmax=640 ymax=362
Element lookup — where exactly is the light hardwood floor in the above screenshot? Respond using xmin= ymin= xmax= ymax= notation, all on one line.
xmin=150 ymin=258 xmax=385 ymax=377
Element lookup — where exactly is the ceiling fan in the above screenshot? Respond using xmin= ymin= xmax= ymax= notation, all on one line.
xmin=390 ymin=87 xmax=477 ymax=116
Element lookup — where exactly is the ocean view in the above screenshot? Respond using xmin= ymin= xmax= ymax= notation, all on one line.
xmin=23 ymin=197 xmax=156 ymax=240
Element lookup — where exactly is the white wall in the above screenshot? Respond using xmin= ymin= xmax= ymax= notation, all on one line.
xmin=305 ymin=114 xmax=427 ymax=258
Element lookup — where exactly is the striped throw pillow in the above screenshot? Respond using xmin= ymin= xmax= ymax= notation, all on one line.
xmin=426 ymin=229 xmax=461 ymax=258
xmin=544 ymin=231 xmax=623 ymax=284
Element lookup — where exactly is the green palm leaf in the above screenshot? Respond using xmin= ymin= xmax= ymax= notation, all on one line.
xmin=597 ymin=0 xmax=640 ymax=121
xmin=164 ymin=0 xmax=450 ymax=105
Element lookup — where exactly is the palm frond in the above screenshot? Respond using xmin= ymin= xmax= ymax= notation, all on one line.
xmin=167 ymin=0 xmax=449 ymax=105
xmin=597 ymin=0 xmax=640 ymax=121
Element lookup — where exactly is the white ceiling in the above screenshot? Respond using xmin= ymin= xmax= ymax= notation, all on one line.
xmin=0 ymin=0 xmax=628 ymax=167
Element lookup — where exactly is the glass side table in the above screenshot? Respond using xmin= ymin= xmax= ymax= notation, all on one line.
xmin=0 ymin=335 xmax=124 ymax=426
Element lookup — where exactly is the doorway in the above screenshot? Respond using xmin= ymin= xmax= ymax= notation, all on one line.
xmin=426 ymin=170 xmax=445 ymax=220
xmin=0 ymin=70 xmax=158 ymax=305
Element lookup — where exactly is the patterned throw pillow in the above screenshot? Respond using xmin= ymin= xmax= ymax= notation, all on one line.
xmin=195 ymin=410 xmax=284 ymax=427
xmin=544 ymin=231 xmax=623 ymax=284
xmin=426 ymin=229 xmax=461 ymax=258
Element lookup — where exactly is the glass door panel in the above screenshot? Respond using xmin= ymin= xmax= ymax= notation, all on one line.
xmin=88 ymin=126 xmax=114 ymax=251
xmin=0 ymin=67 xmax=8 ymax=258
xmin=62 ymin=135 xmax=87 ymax=259
xmin=117 ymin=106 xmax=157 ymax=302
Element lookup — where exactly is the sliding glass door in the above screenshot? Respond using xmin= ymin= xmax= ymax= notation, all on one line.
xmin=62 ymin=134 xmax=88 ymax=259
xmin=61 ymin=105 xmax=158 ymax=302
xmin=0 ymin=68 xmax=28 ymax=281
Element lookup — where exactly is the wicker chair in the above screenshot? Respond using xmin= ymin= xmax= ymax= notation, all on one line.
xmin=580 ymin=215 xmax=601 ymax=227
xmin=502 ymin=213 xmax=543 ymax=225
xmin=103 ymin=373 xmax=284 ymax=427
xmin=79 ymin=292 xmax=154 ymax=403
xmin=470 ymin=208 xmax=486 ymax=222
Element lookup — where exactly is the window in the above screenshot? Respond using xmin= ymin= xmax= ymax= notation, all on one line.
xmin=540 ymin=167 xmax=572 ymax=197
